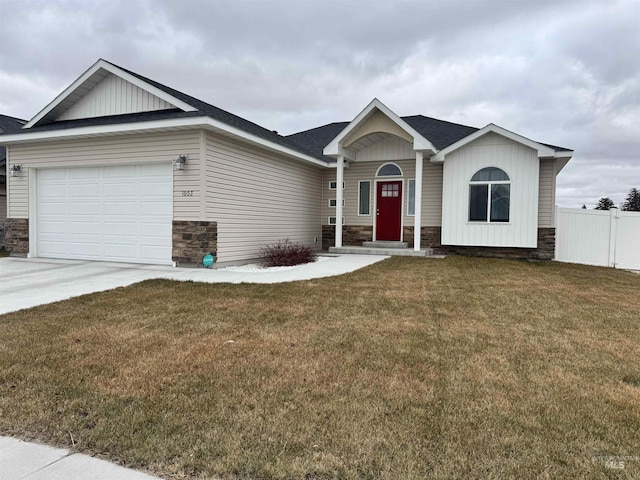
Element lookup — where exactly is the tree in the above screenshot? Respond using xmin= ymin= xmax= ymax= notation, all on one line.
xmin=621 ymin=187 xmax=640 ymax=212
xmin=595 ymin=197 xmax=616 ymax=210
xmin=581 ymin=204 xmax=587 ymax=209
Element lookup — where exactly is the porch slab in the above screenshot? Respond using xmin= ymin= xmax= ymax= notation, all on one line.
xmin=362 ymin=241 xmax=408 ymax=249
xmin=329 ymin=246 xmax=445 ymax=257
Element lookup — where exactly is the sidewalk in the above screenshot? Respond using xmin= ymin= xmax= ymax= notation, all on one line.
xmin=0 ymin=436 xmax=161 ymax=480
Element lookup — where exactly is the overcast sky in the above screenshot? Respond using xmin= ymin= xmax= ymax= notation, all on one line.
xmin=1 ymin=0 xmax=638 ymax=207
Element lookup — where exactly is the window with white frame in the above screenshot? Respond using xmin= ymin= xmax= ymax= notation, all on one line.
xmin=329 ymin=181 xmax=345 ymax=190
xmin=328 ymin=216 xmax=345 ymax=225
xmin=328 ymin=199 xmax=345 ymax=208
xmin=469 ymin=167 xmax=510 ymax=222
xmin=407 ymin=179 xmax=416 ymax=216
xmin=358 ymin=181 xmax=370 ymax=215
xmin=376 ymin=163 xmax=402 ymax=177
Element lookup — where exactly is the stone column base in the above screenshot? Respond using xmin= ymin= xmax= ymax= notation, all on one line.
xmin=4 ymin=218 xmax=29 ymax=256
xmin=172 ymin=220 xmax=218 ymax=266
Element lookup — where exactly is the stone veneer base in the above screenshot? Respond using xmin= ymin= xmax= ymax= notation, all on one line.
xmin=172 ymin=220 xmax=218 ymax=265
xmin=4 ymin=218 xmax=29 ymax=256
xmin=323 ymin=225 xmax=555 ymax=260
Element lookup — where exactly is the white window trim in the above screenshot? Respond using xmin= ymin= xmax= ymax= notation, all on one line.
xmin=468 ymin=167 xmax=511 ymax=223
xmin=376 ymin=162 xmax=403 ymax=177
xmin=357 ymin=180 xmax=371 ymax=216
xmin=329 ymin=181 xmax=345 ymax=190
xmin=328 ymin=199 xmax=345 ymax=208
xmin=407 ymin=178 xmax=416 ymax=217
xmin=328 ymin=216 xmax=345 ymax=225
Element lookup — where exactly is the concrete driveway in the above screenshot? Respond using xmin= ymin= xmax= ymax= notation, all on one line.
xmin=0 ymin=255 xmax=388 ymax=315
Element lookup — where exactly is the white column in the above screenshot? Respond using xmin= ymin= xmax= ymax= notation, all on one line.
xmin=335 ymin=155 xmax=344 ymax=248
xmin=414 ymin=151 xmax=423 ymax=251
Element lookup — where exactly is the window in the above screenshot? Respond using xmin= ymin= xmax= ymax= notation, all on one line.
xmin=408 ymin=179 xmax=415 ymax=216
xmin=380 ymin=183 xmax=399 ymax=197
xmin=376 ymin=163 xmax=402 ymax=177
xmin=328 ymin=199 xmax=345 ymax=208
xmin=329 ymin=181 xmax=345 ymax=190
xmin=358 ymin=181 xmax=370 ymax=215
xmin=328 ymin=216 xmax=345 ymax=225
xmin=469 ymin=167 xmax=510 ymax=222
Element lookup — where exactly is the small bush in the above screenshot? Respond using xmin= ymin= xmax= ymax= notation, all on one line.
xmin=260 ymin=238 xmax=317 ymax=267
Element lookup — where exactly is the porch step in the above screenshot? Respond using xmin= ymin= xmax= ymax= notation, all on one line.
xmin=329 ymin=246 xmax=444 ymax=257
xmin=362 ymin=241 xmax=408 ymax=249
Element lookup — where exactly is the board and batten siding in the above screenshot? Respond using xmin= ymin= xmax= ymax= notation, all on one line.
xmin=57 ymin=73 xmax=176 ymax=121
xmin=441 ymin=132 xmax=539 ymax=248
xmin=205 ymin=132 xmax=323 ymax=262
xmin=322 ymin=158 xmax=443 ymax=227
xmin=7 ymin=130 xmax=201 ymax=220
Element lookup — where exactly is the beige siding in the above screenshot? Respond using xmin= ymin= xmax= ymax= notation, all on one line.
xmin=441 ymin=132 xmax=539 ymax=248
xmin=355 ymin=135 xmax=414 ymax=162
xmin=343 ymin=110 xmax=413 ymax=147
xmin=322 ymin=159 xmax=443 ymax=228
xmin=57 ymin=73 xmax=176 ymax=121
xmin=8 ymin=131 xmax=201 ymax=220
xmin=538 ymin=159 xmax=555 ymax=227
xmin=205 ymin=132 xmax=323 ymax=262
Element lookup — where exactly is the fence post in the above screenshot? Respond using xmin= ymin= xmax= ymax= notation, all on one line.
xmin=608 ymin=207 xmax=619 ymax=268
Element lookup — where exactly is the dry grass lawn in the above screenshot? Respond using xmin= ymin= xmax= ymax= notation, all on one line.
xmin=1 ymin=256 xmax=639 ymax=479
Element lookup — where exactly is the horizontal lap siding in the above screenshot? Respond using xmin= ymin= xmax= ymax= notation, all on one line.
xmin=205 ymin=132 xmax=322 ymax=262
xmin=8 ymin=131 xmax=201 ymax=220
xmin=538 ymin=159 xmax=555 ymax=227
xmin=322 ymin=159 xmax=443 ymax=227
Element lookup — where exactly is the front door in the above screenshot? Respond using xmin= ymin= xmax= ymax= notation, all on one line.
xmin=376 ymin=181 xmax=402 ymax=241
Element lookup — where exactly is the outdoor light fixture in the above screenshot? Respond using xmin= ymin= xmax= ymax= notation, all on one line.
xmin=174 ymin=155 xmax=187 ymax=171
xmin=10 ymin=164 xmax=22 ymax=177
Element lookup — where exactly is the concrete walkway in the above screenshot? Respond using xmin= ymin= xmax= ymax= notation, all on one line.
xmin=0 ymin=436 xmax=160 ymax=479
xmin=0 ymin=254 xmax=388 ymax=314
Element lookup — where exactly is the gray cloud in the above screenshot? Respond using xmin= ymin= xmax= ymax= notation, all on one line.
xmin=0 ymin=0 xmax=638 ymax=208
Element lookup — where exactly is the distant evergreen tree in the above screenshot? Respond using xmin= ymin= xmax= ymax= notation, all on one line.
xmin=581 ymin=204 xmax=587 ymax=209
xmin=595 ymin=197 xmax=616 ymax=210
xmin=621 ymin=187 xmax=640 ymax=211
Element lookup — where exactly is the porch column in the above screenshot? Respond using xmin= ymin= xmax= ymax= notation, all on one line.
xmin=335 ymin=155 xmax=344 ymax=248
xmin=414 ymin=151 xmax=423 ymax=251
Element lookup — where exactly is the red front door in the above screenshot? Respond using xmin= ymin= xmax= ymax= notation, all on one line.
xmin=376 ymin=181 xmax=402 ymax=241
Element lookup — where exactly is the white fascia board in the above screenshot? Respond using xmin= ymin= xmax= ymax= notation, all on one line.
xmin=2 ymin=116 xmax=329 ymax=168
xmin=431 ymin=123 xmax=556 ymax=162
xmin=323 ymin=98 xmax=437 ymax=157
xmin=24 ymin=59 xmax=197 ymax=128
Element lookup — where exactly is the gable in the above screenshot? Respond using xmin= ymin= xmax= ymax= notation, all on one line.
xmin=56 ymin=73 xmax=176 ymax=121
xmin=343 ymin=110 xmax=413 ymax=147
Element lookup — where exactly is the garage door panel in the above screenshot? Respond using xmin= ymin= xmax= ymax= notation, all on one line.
xmin=37 ymin=163 xmax=172 ymax=265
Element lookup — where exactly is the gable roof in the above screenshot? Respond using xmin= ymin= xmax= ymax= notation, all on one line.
xmin=0 ymin=114 xmax=27 ymax=167
xmin=287 ymin=114 xmax=572 ymax=162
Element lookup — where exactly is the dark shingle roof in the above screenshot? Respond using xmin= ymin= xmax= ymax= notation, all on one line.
xmin=0 ymin=114 xmax=27 ymax=165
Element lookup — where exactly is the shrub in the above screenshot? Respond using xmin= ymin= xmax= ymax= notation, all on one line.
xmin=260 ymin=238 xmax=317 ymax=267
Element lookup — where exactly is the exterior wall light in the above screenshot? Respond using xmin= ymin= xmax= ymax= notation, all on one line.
xmin=174 ymin=155 xmax=187 ymax=171
xmin=10 ymin=164 xmax=22 ymax=177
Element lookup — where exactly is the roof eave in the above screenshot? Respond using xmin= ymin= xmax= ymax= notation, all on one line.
xmin=1 ymin=116 xmax=330 ymax=168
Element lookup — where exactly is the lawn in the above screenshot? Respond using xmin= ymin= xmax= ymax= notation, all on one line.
xmin=1 ymin=256 xmax=639 ymax=479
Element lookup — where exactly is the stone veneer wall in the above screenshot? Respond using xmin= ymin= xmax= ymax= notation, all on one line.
xmin=322 ymin=225 xmax=373 ymax=250
xmin=4 ymin=218 xmax=29 ymax=256
xmin=445 ymin=228 xmax=555 ymax=260
xmin=172 ymin=220 xmax=218 ymax=265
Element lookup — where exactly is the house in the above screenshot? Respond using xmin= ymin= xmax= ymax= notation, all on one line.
xmin=0 ymin=115 xmax=27 ymax=233
xmin=0 ymin=59 xmax=572 ymax=266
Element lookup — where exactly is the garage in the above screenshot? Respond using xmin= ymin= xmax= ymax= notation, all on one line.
xmin=36 ymin=163 xmax=173 ymax=265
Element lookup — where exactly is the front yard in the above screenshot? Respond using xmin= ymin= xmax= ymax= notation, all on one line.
xmin=1 ymin=256 xmax=638 ymax=479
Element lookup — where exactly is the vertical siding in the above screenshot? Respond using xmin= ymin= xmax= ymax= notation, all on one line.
xmin=205 ymin=132 xmax=323 ymax=262
xmin=57 ymin=73 xmax=175 ymax=121
xmin=7 ymin=131 xmax=201 ymax=220
xmin=538 ymin=159 xmax=555 ymax=227
xmin=441 ymin=132 xmax=539 ymax=248
xmin=322 ymin=159 xmax=443 ymax=228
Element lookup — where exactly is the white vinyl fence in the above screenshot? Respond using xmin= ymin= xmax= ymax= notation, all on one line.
xmin=555 ymin=207 xmax=640 ymax=270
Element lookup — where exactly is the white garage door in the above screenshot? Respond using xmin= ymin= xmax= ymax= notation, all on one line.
xmin=36 ymin=163 xmax=173 ymax=265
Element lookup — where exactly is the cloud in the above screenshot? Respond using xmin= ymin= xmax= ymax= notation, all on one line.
xmin=0 ymin=0 xmax=637 ymax=207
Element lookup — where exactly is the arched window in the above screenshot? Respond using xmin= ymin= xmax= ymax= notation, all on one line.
xmin=469 ymin=167 xmax=510 ymax=222
xmin=376 ymin=163 xmax=402 ymax=177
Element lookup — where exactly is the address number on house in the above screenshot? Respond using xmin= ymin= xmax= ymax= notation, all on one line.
xmin=180 ymin=190 xmax=194 ymax=197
